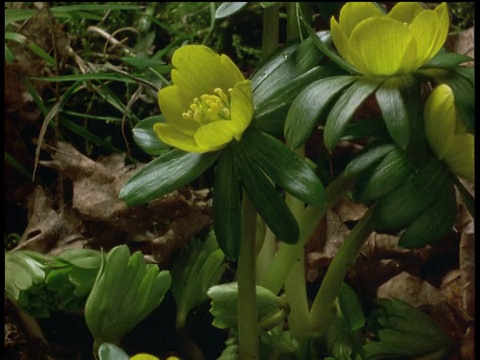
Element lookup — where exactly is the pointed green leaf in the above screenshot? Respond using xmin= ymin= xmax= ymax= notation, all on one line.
xmin=252 ymin=35 xmax=324 ymax=109
xmin=375 ymin=75 xmax=415 ymax=150
xmin=233 ymin=143 xmax=299 ymax=244
xmin=343 ymin=143 xmax=396 ymax=177
xmin=215 ymin=2 xmax=248 ymax=19
xmin=213 ymin=146 xmax=242 ymax=259
xmin=253 ymin=66 xmax=331 ymax=137
xmin=353 ymin=146 xmax=412 ymax=203
xmin=241 ymin=128 xmax=325 ymax=206
xmin=399 ymin=180 xmax=457 ymax=248
xmin=324 ymin=78 xmax=384 ymax=151
xmin=285 ymin=76 xmax=356 ymax=149
xmin=132 ymin=116 xmax=170 ymax=155
xmin=373 ymin=157 xmax=448 ymax=232
xmin=119 ymin=149 xmax=219 ymax=206
xmin=171 ymin=234 xmax=226 ymax=324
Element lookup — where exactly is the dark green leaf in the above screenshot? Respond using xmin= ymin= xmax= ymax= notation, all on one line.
xmin=213 ymin=146 xmax=242 ymax=259
xmin=252 ymin=35 xmax=324 ymax=109
xmin=364 ymin=298 xmax=452 ymax=358
xmin=253 ymin=66 xmax=331 ymax=136
xmin=399 ymin=180 xmax=457 ymax=248
xmin=285 ymin=76 xmax=357 ymax=149
xmin=132 ymin=116 xmax=170 ymax=155
xmin=375 ymin=75 xmax=415 ymax=150
xmin=233 ymin=143 xmax=300 ymax=245
xmin=373 ymin=157 xmax=448 ymax=232
xmin=302 ymin=27 xmax=359 ymax=75
xmin=343 ymin=143 xmax=396 ymax=177
xmin=422 ymin=49 xmax=473 ymax=68
xmin=241 ymin=128 xmax=325 ymax=206
xmin=353 ymin=146 xmax=412 ymax=203
xmin=119 ymin=149 xmax=219 ymax=206
xmin=342 ymin=117 xmax=390 ymax=141
xmin=324 ymin=78 xmax=384 ymax=152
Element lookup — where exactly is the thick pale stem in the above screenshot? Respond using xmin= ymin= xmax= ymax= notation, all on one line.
xmin=237 ymin=192 xmax=259 ymax=359
xmin=260 ymin=173 xmax=358 ymax=295
xmin=309 ymin=206 xmax=375 ymax=334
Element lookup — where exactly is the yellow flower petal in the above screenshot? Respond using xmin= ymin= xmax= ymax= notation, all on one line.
xmin=194 ymin=121 xmax=236 ymax=152
xmin=442 ymin=134 xmax=474 ymax=182
xmin=349 ymin=17 xmax=417 ymax=75
xmin=388 ymin=2 xmax=425 ymax=23
xmin=330 ymin=2 xmax=450 ymax=76
xmin=171 ymin=45 xmax=245 ymax=97
xmin=153 ymin=123 xmax=203 ymax=153
xmin=155 ymin=45 xmax=253 ymax=153
xmin=409 ymin=5 xmax=449 ymax=67
xmin=337 ymin=2 xmax=384 ymax=37
xmin=158 ymin=86 xmax=198 ymax=135
xmin=229 ymin=80 xmax=254 ymax=138
xmin=131 ymin=354 xmax=160 ymax=360
xmin=424 ymin=84 xmax=455 ymax=159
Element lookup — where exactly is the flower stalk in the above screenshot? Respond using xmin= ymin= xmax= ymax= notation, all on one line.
xmin=309 ymin=206 xmax=376 ymax=334
xmin=237 ymin=191 xmax=260 ymax=359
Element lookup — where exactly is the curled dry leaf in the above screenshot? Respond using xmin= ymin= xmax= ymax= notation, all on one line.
xmin=16 ymin=141 xmax=213 ymax=265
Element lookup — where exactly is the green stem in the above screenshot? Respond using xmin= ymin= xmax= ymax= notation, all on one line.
xmin=260 ymin=173 xmax=358 ymax=295
xmin=237 ymin=192 xmax=259 ymax=359
xmin=309 ymin=206 xmax=376 ymax=334
xmin=285 ymin=2 xmax=300 ymax=42
xmin=255 ymin=226 xmax=276 ymax=283
xmin=283 ymin=242 xmax=310 ymax=342
xmin=261 ymin=3 xmax=279 ymax=61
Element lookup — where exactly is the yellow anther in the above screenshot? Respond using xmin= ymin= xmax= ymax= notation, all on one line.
xmin=183 ymin=88 xmax=233 ymax=125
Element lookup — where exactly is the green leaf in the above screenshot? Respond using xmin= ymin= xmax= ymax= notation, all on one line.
xmin=252 ymin=35 xmax=324 ymax=110
xmin=171 ymin=233 xmax=226 ymax=327
xmin=302 ymin=28 xmax=360 ymax=75
xmin=233 ymin=143 xmax=300 ymax=245
xmin=213 ymin=146 xmax=242 ymax=259
xmin=423 ymin=49 xmax=473 ymax=68
xmin=343 ymin=143 xmax=396 ymax=177
xmin=98 ymin=343 xmax=130 ymax=360
xmin=324 ymin=77 xmax=384 ymax=152
xmin=285 ymin=76 xmax=356 ymax=149
xmin=253 ymin=66 xmax=331 ymax=137
xmin=372 ymin=157 xmax=449 ymax=232
xmin=338 ymin=283 xmax=365 ymax=332
xmin=215 ymin=2 xmax=248 ymax=19
xmin=375 ymin=75 xmax=415 ymax=150
xmin=352 ymin=146 xmax=412 ymax=203
xmin=5 ymin=251 xmax=51 ymax=301
xmin=399 ymin=180 xmax=457 ymax=248
xmin=5 ymin=32 xmax=55 ymax=66
xmin=132 ymin=116 xmax=170 ymax=155
xmin=437 ymin=69 xmax=475 ymax=133
xmin=119 ymin=149 xmax=219 ymax=206
xmin=241 ymin=128 xmax=326 ymax=206
xmin=364 ymin=298 xmax=452 ymax=358
xmin=207 ymin=283 xmax=286 ymax=330
xmin=85 ymin=245 xmax=171 ymax=344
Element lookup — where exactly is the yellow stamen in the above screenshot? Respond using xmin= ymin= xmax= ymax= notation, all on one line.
xmin=182 ymin=88 xmax=232 ymax=124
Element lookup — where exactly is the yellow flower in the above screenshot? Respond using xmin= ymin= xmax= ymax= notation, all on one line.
xmin=330 ymin=2 xmax=449 ymax=76
xmin=154 ymin=45 xmax=254 ymax=153
xmin=131 ymin=354 xmax=159 ymax=360
xmin=424 ymin=84 xmax=474 ymax=182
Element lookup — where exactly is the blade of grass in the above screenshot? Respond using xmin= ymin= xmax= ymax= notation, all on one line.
xmin=5 ymin=32 xmax=55 ymax=66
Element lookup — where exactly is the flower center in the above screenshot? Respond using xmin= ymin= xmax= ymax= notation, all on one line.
xmin=183 ymin=87 xmax=232 ymax=124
